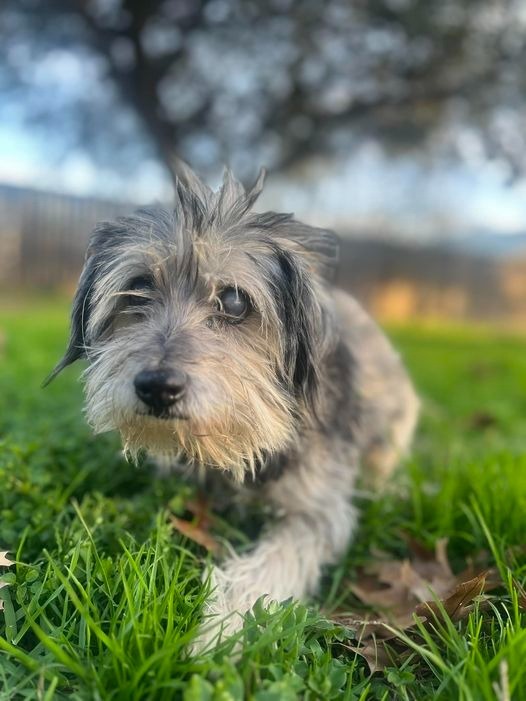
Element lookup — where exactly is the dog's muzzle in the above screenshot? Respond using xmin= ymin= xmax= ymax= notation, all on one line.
xmin=134 ymin=368 xmax=187 ymax=416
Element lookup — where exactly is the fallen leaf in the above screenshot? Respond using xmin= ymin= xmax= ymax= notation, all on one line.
xmin=334 ymin=539 xmax=503 ymax=673
xmin=415 ymin=571 xmax=489 ymax=622
xmin=169 ymin=515 xmax=220 ymax=553
xmin=466 ymin=410 xmax=499 ymax=431
xmin=335 ymin=615 xmax=396 ymax=640
xmin=344 ymin=640 xmax=395 ymax=674
xmin=347 ymin=538 xmax=457 ymax=629
xmin=185 ymin=496 xmax=215 ymax=530
xmin=169 ymin=496 xmax=221 ymax=553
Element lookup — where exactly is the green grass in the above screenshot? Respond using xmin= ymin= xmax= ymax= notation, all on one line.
xmin=1 ymin=298 xmax=526 ymax=700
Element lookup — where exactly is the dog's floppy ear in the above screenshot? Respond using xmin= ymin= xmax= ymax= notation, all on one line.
xmin=250 ymin=213 xmax=339 ymax=282
xmin=266 ymin=244 xmax=333 ymax=406
xmin=281 ymin=221 xmax=339 ymax=282
xmin=43 ymin=242 xmax=100 ymax=386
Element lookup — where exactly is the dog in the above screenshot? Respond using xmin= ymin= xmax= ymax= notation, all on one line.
xmin=48 ymin=165 xmax=419 ymax=650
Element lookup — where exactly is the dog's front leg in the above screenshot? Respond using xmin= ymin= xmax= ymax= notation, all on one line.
xmin=195 ymin=447 xmax=358 ymax=651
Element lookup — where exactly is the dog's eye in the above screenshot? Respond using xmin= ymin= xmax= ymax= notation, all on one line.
xmin=216 ymin=287 xmax=251 ymax=322
xmin=126 ymin=275 xmax=154 ymax=305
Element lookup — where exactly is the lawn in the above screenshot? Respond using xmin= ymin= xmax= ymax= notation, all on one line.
xmin=1 ymin=298 xmax=526 ymax=700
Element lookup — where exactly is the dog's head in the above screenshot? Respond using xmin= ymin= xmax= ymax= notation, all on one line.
xmin=49 ymin=166 xmax=338 ymax=480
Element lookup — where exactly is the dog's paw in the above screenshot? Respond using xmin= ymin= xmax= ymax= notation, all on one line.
xmin=189 ymin=602 xmax=244 ymax=656
xmin=189 ymin=564 xmax=253 ymax=655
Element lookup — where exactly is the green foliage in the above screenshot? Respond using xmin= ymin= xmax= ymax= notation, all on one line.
xmin=1 ymin=301 xmax=526 ymax=699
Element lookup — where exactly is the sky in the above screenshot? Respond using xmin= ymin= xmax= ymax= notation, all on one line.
xmin=261 ymin=144 xmax=526 ymax=241
xmin=2 ymin=121 xmax=526 ymax=244
xmin=0 ymin=123 xmax=170 ymax=203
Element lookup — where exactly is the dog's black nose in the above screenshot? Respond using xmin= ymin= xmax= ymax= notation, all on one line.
xmin=134 ymin=369 xmax=186 ymax=410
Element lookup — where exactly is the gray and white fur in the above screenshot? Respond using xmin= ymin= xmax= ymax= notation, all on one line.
xmin=49 ymin=165 xmax=419 ymax=651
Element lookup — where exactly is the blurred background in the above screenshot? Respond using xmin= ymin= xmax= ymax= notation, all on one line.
xmin=1 ymin=0 xmax=526 ymax=325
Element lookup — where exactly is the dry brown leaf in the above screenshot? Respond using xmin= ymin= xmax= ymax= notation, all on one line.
xmin=169 ymin=515 xmax=220 ymax=553
xmin=348 ymin=538 xmax=458 ymax=629
xmin=344 ymin=640 xmax=395 ymax=674
xmin=415 ymin=571 xmax=489 ymax=622
xmin=335 ymin=539 xmax=504 ymax=673
xmin=466 ymin=410 xmax=499 ymax=431
xmin=335 ymin=615 xmax=397 ymax=641
xmin=169 ymin=496 xmax=221 ymax=553
xmin=185 ymin=497 xmax=215 ymax=529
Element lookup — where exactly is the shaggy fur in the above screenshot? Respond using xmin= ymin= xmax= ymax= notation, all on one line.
xmin=49 ymin=165 xmax=419 ymax=651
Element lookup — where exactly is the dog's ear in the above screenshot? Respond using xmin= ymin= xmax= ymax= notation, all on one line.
xmin=268 ymin=245 xmax=333 ymax=406
xmin=43 ymin=252 xmax=98 ymax=386
xmin=43 ymin=224 xmax=110 ymax=386
xmin=250 ymin=213 xmax=339 ymax=282
xmin=251 ymin=216 xmax=338 ymax=403
xmin=280 ymin=221 xmax=339 ymax=282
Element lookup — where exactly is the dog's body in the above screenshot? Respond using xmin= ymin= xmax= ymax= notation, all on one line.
xmin=50 ymin=166 xmax=418 ymax=649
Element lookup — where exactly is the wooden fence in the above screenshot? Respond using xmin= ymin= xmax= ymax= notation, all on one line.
xmin=1 ymin=182 xmax=525 ymax=325
xmin=0 ymin=183 xmax=133 ymax=288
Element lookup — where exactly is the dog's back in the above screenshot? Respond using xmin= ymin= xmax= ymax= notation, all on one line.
xmin=333 ymin=289 xmax=419 ymax=484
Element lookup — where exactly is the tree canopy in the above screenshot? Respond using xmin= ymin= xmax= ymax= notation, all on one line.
xmin=1 ymin=0 xmax=525 ymax=180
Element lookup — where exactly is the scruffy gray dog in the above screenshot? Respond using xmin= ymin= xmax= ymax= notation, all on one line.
xmin=49 ymin=165 xmax=418 ymax=650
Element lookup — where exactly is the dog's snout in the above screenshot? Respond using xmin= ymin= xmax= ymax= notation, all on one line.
xmin=134 ymin=369 xmax=187 ymax=410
